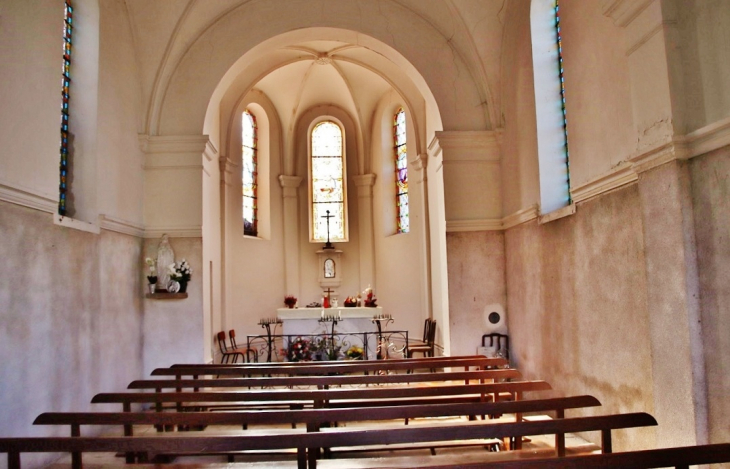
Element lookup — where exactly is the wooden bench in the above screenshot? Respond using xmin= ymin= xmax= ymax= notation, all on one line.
xmin=92 ymin=380 xmax=552 ymax=413
xmin=34 ymin=395 xmax=601 ymax=464
xmin=382 ymin=442 xmax=730 ymax=468
xmin=128 ymin=368 xmax=523 ymax=392
xmin=0 ymin=411 xmax=659 ymax=469
xmin=153 ymin=356 xmax=509 ymax=378
xmin=170 ymin=354 xmax=491 ymax=368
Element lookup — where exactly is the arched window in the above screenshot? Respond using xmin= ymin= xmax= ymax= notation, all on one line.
xmin=242 ymin=110 xmax=258 ymax=236
xmin=394 ymin=108 xmax=409 ymax=233
xmin=531 ymin=0 xmax=571 ymax=214
xmin=311 ymin=121 xmax=347 ymax=243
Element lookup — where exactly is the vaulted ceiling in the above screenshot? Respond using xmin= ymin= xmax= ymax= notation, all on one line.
xmin=122 ymin=0 xmax=508 ymax=135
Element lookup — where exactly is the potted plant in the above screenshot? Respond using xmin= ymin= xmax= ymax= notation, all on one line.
xmin=145 ymin=257 xmax=158 ymax=294
xmin=168 ymin=259 xmax=192 ymax=293
xmin=284 ymin=295 xmax=297 ymax=308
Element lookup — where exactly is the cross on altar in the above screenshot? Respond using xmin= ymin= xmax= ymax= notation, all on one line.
xmin=322 ymin=210 xmax=334 ymax=249
xmin=322 ymin=287 xmax=334 ymax=308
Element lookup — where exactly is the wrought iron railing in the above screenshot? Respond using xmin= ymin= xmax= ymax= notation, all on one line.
xmin=246 ymin=330 xmax=409 ymax=362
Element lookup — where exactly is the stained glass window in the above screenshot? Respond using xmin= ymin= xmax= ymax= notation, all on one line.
xmin=394 ymin=108 xmax=409 ymax=233
xmin=59 ymin=0 xmax=73 ymax=216
xmin=555 ymin=0 xmax=571 ymax=202
xmin=242 ymin=110 xmax=258 ymax=236
xmin=311 ymin=121 xmax=346 ymax=242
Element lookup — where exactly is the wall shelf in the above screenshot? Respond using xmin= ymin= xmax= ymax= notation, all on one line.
xmin=145 ymin=292 xmax=188 ymax=299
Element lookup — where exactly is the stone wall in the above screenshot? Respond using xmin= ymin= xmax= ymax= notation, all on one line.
xmin=690 ymin=148 xmax=730 ymax=445
xmin=0 ymin=201 xmax=144 ymax=467
xmin=446 ymin=231 xmax=506 ymax=357
xmin=503 ymin=184 xmax=656 ymax=451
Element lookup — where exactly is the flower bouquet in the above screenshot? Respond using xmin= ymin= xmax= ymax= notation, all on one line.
xmin=284 ymin=295 xmax=297 ymax=308
xmin=363 ymin=285 xmax=377 ymax=307
xmin=287 ymin=337 xmax=312 ymax=362
xmin=144 ymin=257 xmax=157 ymax=293
xmin=168 ymin=259 xmax=192 ymax=293
xmin=346 ymin=345 xmax=364 ymax=360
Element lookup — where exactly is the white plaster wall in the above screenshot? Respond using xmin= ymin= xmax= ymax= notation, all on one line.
xmin=202 ymin=141 xmax=221 ymax=364
xmin=0 ymin=201 xmax=144 ymax=467
xmin=669 ymin=0 xmax=730 ymax=132
xmin=446 ymin=231 xmax=506 ymax=357
xmin=500 ymin=0 xmax=541 ymax=216
xmin=371 ymin=92 xmax=429 ymax=339
xmin=504 ymin=186 xmax=657 ymax=452
xmin=158 ymin=0 xmax=487 ymax=137
xmin=223 ymin=97 xmax=287 ymax=345
xmin=559 ymin=0 xmax=635 ymax=186
xmin=97 ymin=0 xmax=144 ymax=225
xmin=689 ymin=148 xmax=730 ymax=446
xmin=0 ymin=0 xmax=69 ymax=207
xmin=295 ymin=107 xmax=363 ymax=307
xmin=142 ymin=237 xmax=204 ymax=375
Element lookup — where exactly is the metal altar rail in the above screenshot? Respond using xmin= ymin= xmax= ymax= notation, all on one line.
xmin=246 ymin=330 xmax=409 ymax=362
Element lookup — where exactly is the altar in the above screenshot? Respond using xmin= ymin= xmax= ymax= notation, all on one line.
xmin=277 ymin=307 xmax=383 ymax=336
xmin=277 ymin=307 xmax=384 ymax=359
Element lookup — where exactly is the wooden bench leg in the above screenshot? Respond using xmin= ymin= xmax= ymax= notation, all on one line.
xmin=601 ymin=429 xmax=612 ymax=453
xmin=296 ymin=447 xmax=307 ymax=469
xmin=8 ymin=452 xmax=20 ymax=469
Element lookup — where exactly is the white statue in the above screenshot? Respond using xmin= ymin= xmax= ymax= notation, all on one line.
xmin=156 ymin=234 xmax=175 ymax=291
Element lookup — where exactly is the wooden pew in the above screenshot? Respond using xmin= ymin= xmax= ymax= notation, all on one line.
xmin=152 ymin=356 xmax=509 ymax=378
xmin=171 ymin=354 xmax=490 ymax=368
xmin=387 ymin=443 xmax=730 ymax=468
xmin=128 ymin=368 xmax=523 ymax=392
xmin=0 ymin=411 xmax=659 ymax=469
xmin=91 ymin=381 xmax=553 ymax=413
xmin=35 ymin=396 xmax=601 ymax=463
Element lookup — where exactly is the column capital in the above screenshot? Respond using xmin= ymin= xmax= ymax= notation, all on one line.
xmin=279 ymin=175 xmax=303 ymax=188
xmin=410 ymin=153 xmax=429 ymax=172
xmin=353 ymin=174 xmax=376 ymax=187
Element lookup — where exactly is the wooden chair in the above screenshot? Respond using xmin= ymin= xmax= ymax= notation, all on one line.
xmin=228 ymin=329 xmax=257 ymax=363
xmin=408 ymin=318 xmax=436 ymax=358
xmin=216 ymin=331 xmax=246 ymax=364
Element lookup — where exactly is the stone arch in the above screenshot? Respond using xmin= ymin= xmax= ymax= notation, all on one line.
xmin=153 ymin=0 xmax=491 ymax=139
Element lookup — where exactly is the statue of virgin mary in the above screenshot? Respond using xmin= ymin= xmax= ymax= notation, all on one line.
xmin=156 ymin=234 xmax=175 ymax=291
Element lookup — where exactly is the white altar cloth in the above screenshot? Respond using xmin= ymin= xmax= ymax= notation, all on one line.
xmin=277 ymin=307 xmax=383 ymax=358
xmin=277 ymin=307 xmax=383 ymax=335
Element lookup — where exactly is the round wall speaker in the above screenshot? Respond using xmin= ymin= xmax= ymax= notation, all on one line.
xmin=483 ymin=304 xmax=508 ymax=334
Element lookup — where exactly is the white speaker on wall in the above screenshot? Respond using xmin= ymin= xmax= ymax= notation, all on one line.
xmin=478 ymin=304 xmax=509 ymax=359
xmin=483 ymin=304 xmax=508 ymax=335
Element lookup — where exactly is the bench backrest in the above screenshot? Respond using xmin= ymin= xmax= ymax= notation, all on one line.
xmin=36 ymin=395 xmax=601 ymax=431
xmin=168 ymin=353 xmax=490 ymax=367
xmin=154 ymin=356 xmax=508 ymax=377
xmin=92 ymin=380 xmax=552 ymax=407
xmin=129 ymin=368 xmax=522 ymax=390
xmin=0 ymin=412 xmax=660 ymax=469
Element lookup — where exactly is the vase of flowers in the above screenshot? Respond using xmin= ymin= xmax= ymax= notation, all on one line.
xmin=286 ymin=337 xmax=312 ymax=362
xmin=363 ymin=285 xmax=377 ymax=307
xmin=168 ymin=259 xmax=192 ymax=293
xmin=284 ymin=295 xmax=297 ymax=309
xmin=346 ymin=345 xmax=364 ymax=360
xmin=145 ymin=257 xmax=158 ymax=294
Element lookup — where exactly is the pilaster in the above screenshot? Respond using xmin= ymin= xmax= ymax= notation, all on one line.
xmin=637 ymin=160 xmax=708 ymax=447
xmin=353 ymin=174 xmax=376 ymax=290
xmin=279 ymin=175 xmax=303 ymax=297
xmin=433 ymin=130 xmax=503 ymax=231
xmin=140 ymin=134 xmax=210 ymax=238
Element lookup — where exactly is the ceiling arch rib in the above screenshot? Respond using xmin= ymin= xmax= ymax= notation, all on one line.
xmin=216 ymin=37 xmax=427 ymax=178
xmin=157 ymin=5 xmax=490 ymax=139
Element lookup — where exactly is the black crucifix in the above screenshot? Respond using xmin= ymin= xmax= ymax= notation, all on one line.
xmin=322 ymin=209 xmax=335 ymax=249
